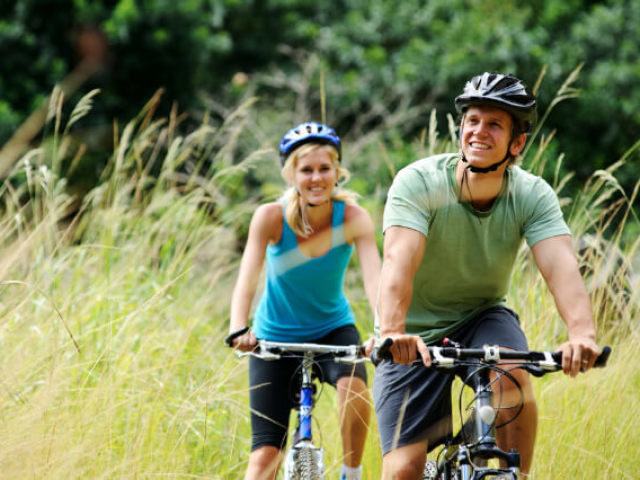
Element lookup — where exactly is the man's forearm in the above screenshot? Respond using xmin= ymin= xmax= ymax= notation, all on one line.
xmin=532 ymin=235 xmax=596 ymax=341
xmin=553 ymin=281 xmax=595 ymax=340
xmin=377 ymin=268 xmax=413 ymax=337
xmin=377 ymin=226 xmax=426 ymax=339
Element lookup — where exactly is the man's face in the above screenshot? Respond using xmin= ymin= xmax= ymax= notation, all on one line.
xmin=460 ymin=105 xmax=525 ymax=169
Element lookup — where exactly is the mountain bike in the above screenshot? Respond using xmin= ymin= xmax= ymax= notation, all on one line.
xmin=225 ymin=327 xmax=370 ymax=480
xmin=372 ymin=339 xmax=611 ymax=480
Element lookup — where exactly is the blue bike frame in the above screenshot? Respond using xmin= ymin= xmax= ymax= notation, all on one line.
xmin=297 ymin=354 xmax=315 ymax=441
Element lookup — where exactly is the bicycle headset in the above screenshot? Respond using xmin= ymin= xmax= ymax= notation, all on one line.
xmin=454 ymin=72 xmax=537 ymax=174
xmin=278 ymin=122 xmax=342 ymax=167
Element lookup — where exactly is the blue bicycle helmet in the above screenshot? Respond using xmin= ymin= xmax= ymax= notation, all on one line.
xmin=278 ymin=122 xmax=341 ymax=166
xmin=455 ymin=72 xmax=537 ymax=134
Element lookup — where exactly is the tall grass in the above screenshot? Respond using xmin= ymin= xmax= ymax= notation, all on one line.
xmin=0 ymin=80 xmax=638 ymax=479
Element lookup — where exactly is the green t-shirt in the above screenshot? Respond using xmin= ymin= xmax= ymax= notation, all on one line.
xmin=382 ymin=154 xmax=571 ymax=344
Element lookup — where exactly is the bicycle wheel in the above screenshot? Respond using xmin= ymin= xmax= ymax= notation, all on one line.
xmin=283 ymin=441 xmax=324 ymax=480
xmin=422 ymin=460 xmax=439 ymax=479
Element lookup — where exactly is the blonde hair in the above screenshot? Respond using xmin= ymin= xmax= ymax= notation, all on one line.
xmin=280 ymin=143 xmax=358 ymax=237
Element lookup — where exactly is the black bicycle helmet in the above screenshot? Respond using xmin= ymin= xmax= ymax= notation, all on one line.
xmin=278 ymin=122 xmax=341 ymax=166
xmin=455 ymin=72 xmax=537 ymax=134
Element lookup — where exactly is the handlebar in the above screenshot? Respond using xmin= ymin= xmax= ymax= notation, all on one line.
xmin=236 ymin=339 xmax=369 ymax=364
xmin=371 ymin=338 xmax=611 ymax=376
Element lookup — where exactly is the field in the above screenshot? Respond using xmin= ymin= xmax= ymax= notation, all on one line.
xmin=0 ymin=90 xmax=639 ymax=479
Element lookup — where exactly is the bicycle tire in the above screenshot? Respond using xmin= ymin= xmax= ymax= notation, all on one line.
xmin=283 ymin=441 xmax=324 ymax=480
xmin=422 ymin=460 xmax=440 ymax=479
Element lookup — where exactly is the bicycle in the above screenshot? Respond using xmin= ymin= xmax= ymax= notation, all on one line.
xmin=372 ymin=338 xmax=612 ymax=480
xmin=225 ymin=326 xmax=370 ymax=480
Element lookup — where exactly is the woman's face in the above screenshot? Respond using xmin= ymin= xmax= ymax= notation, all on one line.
xmin=293 ymin=148 xmax=338 ymax=206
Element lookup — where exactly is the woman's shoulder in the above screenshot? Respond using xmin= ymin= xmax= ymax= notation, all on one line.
xmin=343 ymin=202 xmax=371 ymax=221
xmin=343 ymin=202 xmax=375 ymax=241
xmin=251 ymin=202 xmax=284 ymax=241
xmin=255 ymin=201 xmax=283 ymax=218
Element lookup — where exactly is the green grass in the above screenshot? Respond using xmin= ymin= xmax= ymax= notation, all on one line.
xmin=0 ymin=86 xmax=639 ymax=479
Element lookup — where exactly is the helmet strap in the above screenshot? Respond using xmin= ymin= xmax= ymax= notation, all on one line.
xmin=298 ymin=198 xmax=314 ymax=235
xmin=299 ymin=192 xmax=330 ymax=209
xmin=457 ymin=165 xmax=483 ymax=223
xmin=307 ymin=201 xmax=330 ymax=208
xmin=459 ymin=151 xmax=511 ymax=173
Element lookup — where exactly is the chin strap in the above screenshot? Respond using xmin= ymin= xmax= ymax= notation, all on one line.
xmin=457 ymin=163 xmax=473 ymax=205
xmin=306 ymin=201 xmax=330 ymax=208
xmin=298 ymin=196 xmax=332 ymax=236
xmin=457 ymin=154 xmax=509 ymax=214
xmin=457 ymin=143 xmax=511 ymax=208
xmin=457 ymin=118 xmax=517 ymax=173
xmin=459 ymin=151 xmax=511 ymax=173
xmin=295 ymin=190 xmax=327 ymax=208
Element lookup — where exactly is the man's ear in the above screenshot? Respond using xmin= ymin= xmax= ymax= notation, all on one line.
xmin=509 ymin=133 xmax=527 ymax=157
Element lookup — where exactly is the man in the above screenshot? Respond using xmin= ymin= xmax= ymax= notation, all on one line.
xmin=372 ymin=72 xmax=600 ymax=479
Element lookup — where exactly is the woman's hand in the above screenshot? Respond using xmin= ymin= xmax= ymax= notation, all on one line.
xmin=224 ymin=326 xmax=257 ymax=352
xmin=232 ymin=329 xmax=257 ymax=352
xmin=363 ymin=337 xmax=376 ymax=357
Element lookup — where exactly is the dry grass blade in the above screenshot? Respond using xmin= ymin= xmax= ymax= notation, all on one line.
xmin=65 ymin=89 xmax=101 ymax=133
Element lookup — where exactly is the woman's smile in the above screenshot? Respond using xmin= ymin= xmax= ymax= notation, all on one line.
xmin=295 ymin=150 xmax=338 ymax=204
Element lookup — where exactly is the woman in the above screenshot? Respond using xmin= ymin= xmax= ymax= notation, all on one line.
xmin=228 ymin=122 xmax=381 ymax=480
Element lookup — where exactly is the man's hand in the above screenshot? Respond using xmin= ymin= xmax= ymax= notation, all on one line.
xmin=557 ymin=335 xmax=600 ymax=377
xmin=382 ymin=334 xmax=431 ymax=367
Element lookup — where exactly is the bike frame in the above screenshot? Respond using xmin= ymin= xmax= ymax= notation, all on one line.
xmin=239 ymin=339 xmax=368 ymax=480
xmin=298 ymin=352 xmax=315 ymax=441
xmin=372 ymin=341 xmax=611 ymax=480
xmin=433 ymin=363 xmax=521 ymax=480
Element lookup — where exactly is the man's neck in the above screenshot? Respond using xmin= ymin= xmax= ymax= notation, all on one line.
xmin=455 ymin=160 xmax=507 ymax=211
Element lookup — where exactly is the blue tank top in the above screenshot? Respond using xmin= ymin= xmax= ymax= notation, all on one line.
xmin=253 ymin=200 xmax=356 ymax=341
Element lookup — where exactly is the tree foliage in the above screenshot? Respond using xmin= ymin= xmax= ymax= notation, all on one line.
xmin=1 ymin=0 xmax=638 ymax=193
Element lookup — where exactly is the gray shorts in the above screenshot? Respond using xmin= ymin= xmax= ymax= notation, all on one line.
xmin=373 ymin=307 xmax=528 ymax=454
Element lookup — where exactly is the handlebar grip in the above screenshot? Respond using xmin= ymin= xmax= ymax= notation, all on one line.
xmin=550 ymin=345 xmax=612 ymax=368
xmin=370 ymin=337 xmax=394 ymax=366
xmin=594 ymin=345 xmax=611 ymax=368
xmin=224 ymin=326 xmax=250 ymax=347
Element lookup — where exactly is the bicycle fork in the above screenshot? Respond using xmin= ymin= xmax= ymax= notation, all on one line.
xmin=425 ymin=368 xmax=521 ymax=480
xmin=283 ymin=353 xmax=325 ymax=480
xmin=463 ymin=368 xmax=520 ymax=479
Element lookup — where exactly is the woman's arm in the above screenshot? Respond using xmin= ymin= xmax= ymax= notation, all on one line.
xmin=229 ymin=203 xmax=281 ymax=350
xmin=345 ymin=204 xmax=382 ymax=313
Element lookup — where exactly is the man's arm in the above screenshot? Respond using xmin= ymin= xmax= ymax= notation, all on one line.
xmin=377 ymin=226 xmax=430 ymax=365
xmin=531 ymin=234 xmax=599 ymax=376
